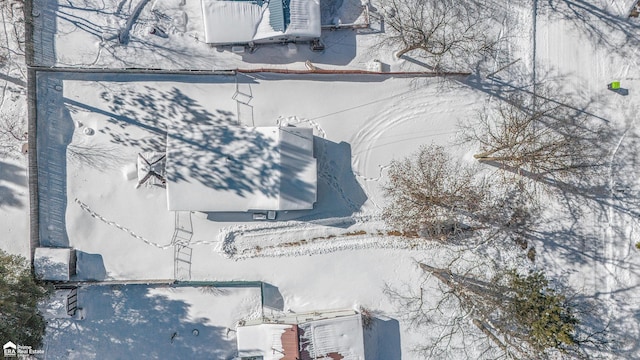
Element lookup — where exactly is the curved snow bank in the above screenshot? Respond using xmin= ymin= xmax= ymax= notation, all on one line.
xmin=217 ymin=215 xmax=441 ymax=259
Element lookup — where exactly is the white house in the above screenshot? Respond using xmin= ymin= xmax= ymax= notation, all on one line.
xmin=201 ymin=0 xmax=321 ymax=45
xmin=165 ymin=124 xmax=317 ymax=212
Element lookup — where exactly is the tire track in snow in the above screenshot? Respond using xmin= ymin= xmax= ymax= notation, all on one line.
xmin=604 ymin=125 xmax=631 ymax=310
xmin=602 ymin=96 xmax=640 ymax=326
xmin=233 ymin=234 xmax=436 ymax=260
xmin=217 ymin=216 xmax=376 ymax=258
xmin=351 ymin=90 xmax=426 ymax=192
xmin=350 ymin=86 xmax=461 ymax=202
xmin=354 ymin=164 xmax=392 ymax=182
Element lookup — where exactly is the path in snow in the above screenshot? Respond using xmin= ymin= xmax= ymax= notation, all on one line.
xmin=275 ymin=114 xmax=363 ymax=213
xmin=75 ymin=197 xmax=173 ymax=249
xmin=349 ymin=80 xmax=465 ymax=210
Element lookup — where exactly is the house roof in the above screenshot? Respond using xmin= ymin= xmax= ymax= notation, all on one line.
xmin=201 ymin=0 xmax=264 ymax=44
xmin=201 ymin=0 xmax=320 ymax=44
xmin=237 ymin=323 xmax=300 ymax=360
xmin=299 ymin=315 xmax=365 ymax=360
xmin=165 ymin=124 xmax=316 ymax=212
xmin=34 ymin=247 xmax=74 ymax=281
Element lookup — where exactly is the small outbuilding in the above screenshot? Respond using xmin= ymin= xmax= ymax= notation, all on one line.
xmin=34 ymin=247 xmax=77 ymax=281
xmin=136 ymin=152 xmax=166 ymax=189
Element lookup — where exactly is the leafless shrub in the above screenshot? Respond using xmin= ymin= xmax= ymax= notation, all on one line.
xmin=461 ymin=90 xmax=607 ymax=188
xmin=198 ymin=286 xmax=229 ymax=296
xmin=0 ymin=113 xmax=26 ymax=158
xmin=383 ymin=144 xmax=489 ymax=241
xmin=359 ymin=305 xmax=375 ymax=330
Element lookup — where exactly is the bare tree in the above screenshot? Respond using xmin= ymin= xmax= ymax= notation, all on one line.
xmin=0 ymin=0 xmax=27 ymax=159
xmin=0 ymin=113 xmax=25 ymax=158
xmin=383 ymin=144 xmax=491 ymax=240
xmin=386 ymin=261 xmax=609 ymax=359
xmin=461 ymin=92 xmax=606 ymax=186
xmin=379 ymin=0 xmax=497 ymax=70
xmin=67 ymin=142 xmax=125 ymax=170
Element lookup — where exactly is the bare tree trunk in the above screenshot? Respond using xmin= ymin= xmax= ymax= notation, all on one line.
xmin=381 ymin=0 xmax=497 ymax=70
xmin=395 ymin=44 xmax=422 ymax=58
xmin=472 ymin=319 xmax=511 ymax=355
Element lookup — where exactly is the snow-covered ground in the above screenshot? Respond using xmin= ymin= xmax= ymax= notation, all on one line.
xmin=36 ymin=72 xmax=482 ymax=281
xmin=40 ymin=284 xmax=262 ymax=359
xmin=0 ymin=0 xmax=29 ymax=258
xmin=532 ymin=1 xmax=640 ymax=356
xmin=0 ymin=0 xmax=637 ymax=358
xmin=0 ymin=155 xmax=29 ymax=257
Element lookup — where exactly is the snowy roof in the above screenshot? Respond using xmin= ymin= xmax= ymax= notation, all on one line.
xmin=34 ymin=248 xmax=75 ymax=281
xmin=165 ymin=124 xmax=317 ymax=211
xmin=298 ymin=314 xmax=365 ymax=360
xmin=236 ymin=314 xmax=365 ymax=360
xmin=201 ymin=0 xmax=320 ymax=44
xmin=237 ymin=323 xmax=300 ymax=360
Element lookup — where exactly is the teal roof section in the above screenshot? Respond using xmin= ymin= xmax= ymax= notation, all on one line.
xmin=226 ymin=0 xmax=291 ymax=33
xmin=268 ymin=0 xmax=291 ymax=32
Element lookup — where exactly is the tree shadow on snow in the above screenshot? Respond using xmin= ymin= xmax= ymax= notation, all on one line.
xmin=30 ymin=0 xmax=58 ymax=66
xmin=541 ymin=0 xmax=640 ymax=59
xmin=364 ymin=316 xmax=401 ymax=360
xmin=458 ymin=66 xmax=640 ymax=218
xmin=37 ymin=76 xmax=72 ymax=248
xmin=261 ymin=282 xmax=285 ymax=311
xmin=66 ymin=77 xmax=302 ymax=204
xmin=0 ymin=161 xmax=26 ymax=209
xmin=52 ymin=73 xmax=365 ymax=226
xmin=43 ymin=284 xmax=239 ymax=359
xmin=74 ymin=251 xmax=107 ymax=281
xmin=247 ymin=72 xmax=394 ymax=83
